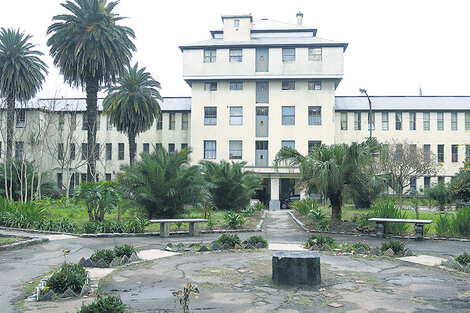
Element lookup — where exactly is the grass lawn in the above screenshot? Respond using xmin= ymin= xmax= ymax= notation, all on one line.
xmin=0 ymin=236 xmax=24 ymax=245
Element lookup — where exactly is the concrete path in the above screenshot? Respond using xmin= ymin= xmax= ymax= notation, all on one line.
xmin=0 ymin=209 xmax=469 ymax=313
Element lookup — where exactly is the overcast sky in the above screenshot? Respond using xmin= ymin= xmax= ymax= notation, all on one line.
xmin=1 ymin=0 xmax=469 ymax=99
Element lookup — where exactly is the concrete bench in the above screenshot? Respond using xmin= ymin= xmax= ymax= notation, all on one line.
xmin=149 ymin=219 xmax=208 ymax=238
xmin=272 ymin=250 xmax=321 ymax=285
xmin=368 ymin=218 xmax=433 ymax=241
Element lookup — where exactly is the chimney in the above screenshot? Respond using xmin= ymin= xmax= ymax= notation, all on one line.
xmin=296 ymin=11 xmax=303 ymax=26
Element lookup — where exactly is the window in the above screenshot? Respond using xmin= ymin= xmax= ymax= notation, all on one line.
xmin=156 ymin=115 xmax=163 ymax=130
xmin=281 ymin=81 xmax=295 ymax=90
xmin=70 ymin=114 xmax=76 ymax=131
xmin=181 ymin=143 xmax=188 ymax=150
xmin=395 ymin=112 xmax=402 ymax=130
xmin=341 ymin=112 xmax=348 ymax=130
xmin=204 ymin=140 xmax=216 ymax=159
xmin=410 ymin=177 xmax=417 ymax=191
xmin=203 ymin=49 xmax=216 ymax=63
xmin=57 ymin=173 xmax=63 ymax=190
xmin=168 ymin=143 xmax=175 ymax=155
xmin=229 ymin=49 xmax=242 ymax=62
xmin=81 ymin=173 xmax=87 ymax=183
xmin=118 ymin=143 xmax=124 ymax=160
xmin=95 ymin=143 xmax=100 ymax=160
xmin=182 ymin=113 xmax=189 ymax=130
xmin=169 ymin=113 xmax=175 ymax=130
xmin=282 ymin=106 xmax=295 ymax=125
xmin=409 ymin=112 xmax=416 ymax=130
xmin=0 ymin=141 xmax=2 ymax=158
xmin=424 ymin=177 xmax=431 ymax=189
xmin=69 ymin=173 xmax=77 ymax=191
xmin=282 ymin=48 xmax=295 ymax=62
xmin=15 ymin=141 xmax=23 ymax=159
xmin=106 ymin=143 xmax=112 ymax=160
xmin=466 ymin=144 xmax=470 ymax=161
xmin=255 ymin=140 xmax=268 ymax=150
xmin=308 ymin=81 xmax=322 ymax=90
xmin=58 ymin=143 xmax=64 ymax=160
xmin=96 ymin=114 xmax=100 ymax=130
xmin=16 ymin=110 xmax=25 ymax=128
xmin=308 ymin=141 xmax=322 ymax=151
xmin=308 ymin=106 xmax=321 ymax=125
xmin=437 ymin=144 xmax=444 ymax=163
xmin=437 ymin=112 xmax=444 ymax=131
xmin=308 ymin=48 xmax=322 ymax=61
xmin=70 ymin=143 xmax=75 ymax=160
xmin=466 ymin=113 xmax=470 ymax=131
xmin=229 ymin=140 xmax=242 ymax=159
xmin=105 ymin=173 xmax=112 ymax=181
xmin=368 ymin=112 xmax=375 ymax=131
xmin=423 ymin=112 xmax=430 ymax=131
xmin=410 ymin=144 xmax=417 ymax=157
xmin=82 ymin=114 xmax=88 ymax=130
xmin=424 ymin=144 xmax=431 ymax=162
xmin=204 ymin=107 xmax=217 ymax=125
xmin=396 ymin=144 xmax=403 ymax=161
xmin=58 ymin=114 xmax=64 ymax=130
xmin=382 ymin=112 xmax=389 ymax=130
xmin=234 ymin=19 xmax=240 ymax=27
xmin=230 ymin=82 xmax=243 ymax=90
xmin=106 ymin=116 xmax=112 ymax=130
xmin=438 ymin=176 xmax=445 ymax=184
xmin=354 ymin=112 xmax=361 ymax=130
xmin=281 ymin=140 xmax=295 ymax=149
xmin=451 ymin=112 xmax=458 ymax=131
xmin=229 ymin=107 xmax=243 ymax=125
xmin=204 ymin=82 xmax=217 ymax=91
xmin=143 ymin=143 xmax=149 ymax=154
xmin=81 ymin=143 xmax=87 ymax=160
xmin=452 ymin=144 xmax=458 ymax=163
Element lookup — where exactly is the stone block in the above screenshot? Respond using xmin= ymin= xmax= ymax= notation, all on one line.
xmin=465 ymin=263 xmax=470 ymax=273
xmin=211 ymin=243 xmax=221 ymax=251
xmin=272 ymin=250 xmax=321 ymax=285
xmin=38 ymin=289 xmax=56 ymax=301
xmin=110 ymin=258 xmax=120 ymax=267
xmin=60 ymin=287 xmax=78 ymax=298
xmin=355 ymin=247 xmax=366 ymax=254
xmin=256 ymin=242 xmax=265 ymax=249
xmin=120 ymin=255 xmax=129 ymax=265
xmin=370 ymin=247 xmax=382 ymax=256
xmin=78 ymin=257 xmax=86 ymax=266
xmin=198 ymin=245 xmax=210 ymax=252
xmin=384 ymin=248 xmax=395 ymax=257
xmin=129 ymin=252 xmax=139 ymax=262
xmin=222 ymin=244 xmax=231 ymax=250
xmin=94 ymin=258 xmax=109 ymax=268
xmin=80 ymin=258 xmax=94 ymax=267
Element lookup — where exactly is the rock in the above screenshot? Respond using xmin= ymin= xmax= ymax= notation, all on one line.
xmin=189 ymin=243 xmax=198 ymax=247
xmin=256 ymin=242 xmax=264 ymax=249
xmin=320 ymin=244 xmax=332 ymax=252
xmin=211 ymin=243 xmax=221 ymax=251
xmin=384 ymin=248 xmax=394 ymax=257
xmin=78 ymin=257 xmax=86 ymax=266
xmin=176 ymin=243 xmax=185 ymax=249
xmin=370 ymin=247 xmax=382 ymax=256
xmin=198 ymin=245 xmax=210 ymax=252
xmin=465 ymin=263 xmax=470 ymax=273
xmin=172 ymin=247 xmax=182 ymax=252
xmin=404 ymin=248 xmax=413 ymax=256
xmin=356 ymin=247 xmax=366 ymax=254
xmin=308 ymin=244 xmax=319 ymax=251
xmin=110 ymin=258 xmax=120 ymax=267
xmin=94 ymin=258 xmax=109 ymax=268
xmin=166 ymin=243 xmax=173 ymax=248
xmin=80 ymin=258 xmax=94 ymax=267
xmin=60 ymin=287 xmax=78 ymax=298
xmin=245 ymin=243 xmax=252 ymax=249
xmin=234 ymin=243 xmax=242 ymax=249
xmin=80 ymin=284 xmax=90 ymax=296
xmin=120 ymin=255 xmax=129 ymax=265
xmin=38 ymin=289 xmax=55 ymax=301
xmin=443 ymin=257 xmax=464 ymax=270
xmin=222 ymin=244 xmax=231 ymax=250
xmin=242 ymin=240 xmax=248 ymax=245
xmin=129 ymin=252 xmax=139 ymax=262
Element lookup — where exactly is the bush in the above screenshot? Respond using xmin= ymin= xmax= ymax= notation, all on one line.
xmin=455 ymin=252 xmax=470 ymax=266
xmin=81 ymin=217 xmax=148 ymax=234
xmin=215 ymin=234 xmax=241 ymax=248
xmin=350 ymin=242 xmax=371 ymax=251
xmin=77 ymin=296 xmax=126 ymax=313
xmin=114 ymin=244 xmax=135 ymax=258
xmin=224 ymin=212 xmax=246 ymax=229
xmin=380 ymin=239 xmax=406 ymax=255
xmin=46 ymin=263 xmax=88 ymax=294
xmin=291 ymin=198 xmax=318 ymax=217
xmin=452 ymin=207 xmax=470 ymax=236
xmin=240 ymin=207 xmax=256 ymax=217
xmin=436 ymin=214 xmax=454 ymax=237
xmin=90 ymin=249 xmax=116 ymax=264
xmin=426 ymin=182 xmax=454 ymax=211
xmin=247 ymin=235 xmax=268 ymax=248
xmin=373 ymin=200 xmax=408 ymax=235
xmin=37 ymin=218 xmax=80 ymax=233
xmin=0 ymin=201 xmax=46 ymax=229
xmin=253 ymin=201 xmax=265 ymax=211
xmin=306 ymin=234 xmax=336 ymax=248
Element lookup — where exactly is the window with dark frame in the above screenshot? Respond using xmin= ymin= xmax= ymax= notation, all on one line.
xmin=308 ymin=48 xmax=322 ymax=61
xmin=452 ymin=144 xmax=458 ymax=163
xmin=281 ymin=81 xmax=295 ymax=90
xmin=409 ymin=112 xmax=416 ymax=130
xmin=423 ymin=112 xmax=430 ymax=131
xmin=229 ymin=140 xmax=242 ymax=159
xmin=16 ymin=110 xmax=25 ymax=128
xmin=204 ymin=82 xmax=217 ymax=91
xmin=169 ymin=113 xmax=175 ymax=130
xmin=58 ymin=143 xmax=64 ymax=160
xmin=282 ymin=48 xmax=295 ymax=62
xmin=382 ymin=112 xmax=389 ymax=130
xmin=204 ymin=140 xmax=216 ymax=159
xmin=341 ymin=112 xmax=348 ymax=130
xmin=354 ymin=112 xmax=361 ymax=130
xmin=203 ymin=49 xmax=216 ymax=63
xmin=204 ymin=107 xmax=217 ymax=125
xmin=282 ymin=106 xmax=295 ymax=125
xmin=451 ymin=112 xmax=458 ymax=131
xmin=70 ymin=143 xmax=75 ymax=160
xmin=230 ymin=82 xmax=243 ymax=90
xmin=229 ymin=49 xmax=242 ymax=62
xmin=156 ymin=114 xmax=162 ymax=130
xmin=182 ymin=113 xmax=189 ymax=130
xmin=308 ymin=81 xmax=322 ymax=90
xmin=308 ymin=106 xmax=321 ymax=125
xmin=395 ymin=112 xmax=402 ymax=130
xmin=81 ymin=143 xmax=87 ymax=160
xmin=437 ymin=112 xmax=444 ymax=131
xmin=106 ymin=143 xmax=112 ymax=160
xmin=229 ymin=107 xmax=243 ymax=125
xmin=118 ymin=143 xmax=124 ymax=160
xmin=437 ymin=144 xmax=444 ymax=163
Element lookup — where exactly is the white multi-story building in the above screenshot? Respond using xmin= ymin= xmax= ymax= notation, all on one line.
xmin=3 ymin=13 xmax=470 ymax=208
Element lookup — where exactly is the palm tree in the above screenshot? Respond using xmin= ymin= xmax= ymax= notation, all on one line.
xmin=0 ymin=28 xmax=48 ymax=159
xmin=119 ymin=146 xmax=204 ymax=218
xmin=47 ymin=0 xmax=136 ymax=181
xmin=103 ymin=63 xmax=162 ymax=167
xmin=200 ymin=160 xmax=262 ymax=211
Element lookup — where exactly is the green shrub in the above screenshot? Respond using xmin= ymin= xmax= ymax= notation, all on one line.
xmin=253 ymin=201 xmax=265 ymax=211
xmin=426 ymin=182 xmax=454 ymax=211
xmin=114 ymin=244 xmax=135 ymax=258
xmin=350 ymin=242 xmax=371 ymax=251
xmin=453 ymin=207 xmax=470 ymax=236
xmin=436 ymin=214 xmax=454 ymax=237
xmin=37 ymin=218 xmax=80 ymax=233
xmin=77 ymin=296 xmax=126 ymax=313
xmin=46 ymin=263 xmax=87 ymax=294
xmin=240 ymin=207 xmax=256 ymax=217
xmin=90 ymin=249 xmax=116 ymax=264
xmin=306 ymin=234 xmax=336 ymax=249
xmin=291 ymin=198 xmax=318 ymax=217
xmin=380 ymin=239 xmax=406 ymax=255
xmin=224 ymin=212 xmax=246 ymax=229
xmin=0 ymin=201 xmax=46 ymax=229
xmin=455 ymin=252 xmax=470 ymax=266
xmin=247 ymin=235 xmax=268 ymax=248
xmin=215 ymin=234 xmax=241 ymax=248
xmin=373 ymin=200 xmax=408 ymax=234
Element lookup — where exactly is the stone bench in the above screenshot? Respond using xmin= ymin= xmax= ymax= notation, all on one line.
xmin=272 ymin=250 xmax=321 ymax=285
xmin=368 ymin=218 xmax=433 ymax=241
xmin=149 ymin=219 xmax=208 ymax=238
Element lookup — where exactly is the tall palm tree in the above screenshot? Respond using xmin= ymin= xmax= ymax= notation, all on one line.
xmin=103 ymin=63 xmax=162 ymax=167
xmin=47 ymin=0 xmax=135 ymax=181
xmin=0 ymin=28 xmax=48 ymax=159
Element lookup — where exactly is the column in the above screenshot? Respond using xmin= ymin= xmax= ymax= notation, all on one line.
xmin=269 ymin=177 xmax=280 ymax=210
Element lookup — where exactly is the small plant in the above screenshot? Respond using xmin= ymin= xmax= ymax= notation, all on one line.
xmin=46 ymin=262 xmax=88 ymax=294
xmin=175 ymin=221 xmax=183 ymax=230
xmin=291 ymin=198 xmax=318 ymax=217
xmin=350 ymin=242 xmax=371 ymax=251
xmin=77 ymin=295 xmax=126 ymax=313
xmin=240 ymin=207 xmax=256 ymax=217
xmin=253 ymin=201 xmax=264 ymax=211
xmin=436 ymin=214 xmax=454 ymax=237
xmin=380 ymin=239 xmax=406 ymax=255
xmin=426 ymin=182 xmax=454 ymax=211
xmin=224 ymin=212 xmax=246 ymax=229
xmin=90 ymin=249 xmax=116 ymax=264
xmin=452 ymin=207 xmax=470 ymax=236
xmin=173 ymin=283 xmax=199 ymax=313
xmin=206 ymin=216 xmax=215 ymax=230
xmin=215 ymin=234 xmax=241 ymax=248
xmin=455 ymin=252 xmax=470 ymax=267
xmin=373 ymin=200 xmax=408 ymax=235
xmin=306 ymin=234 xmax=337 ymax=249
xmin=247 ymin=235 xmax=268 ymax=248
xmin=114 ymin=244 xmax=135 ymax=258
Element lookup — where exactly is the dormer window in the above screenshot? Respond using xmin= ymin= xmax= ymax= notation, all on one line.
xmin=234 ymin=19 xmax=240 ymax=27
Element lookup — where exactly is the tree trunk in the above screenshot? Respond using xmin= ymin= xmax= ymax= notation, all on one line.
xmin=117 ymin=206 xmax=122 ymax=222
xmin=85 ymin=75 xmax=99 ymax=182
xmin=399 ymin=185 xmax=404 ymax=210
xmin=6 ymin=94 xmax=15 ymax=159
xmin=88 ymin=206 xmax=94 ymax=222
xmin=128 ymin=131 xmax=136 ymax=167
xmin=330 ymin=193 xmax=342 ymax=222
